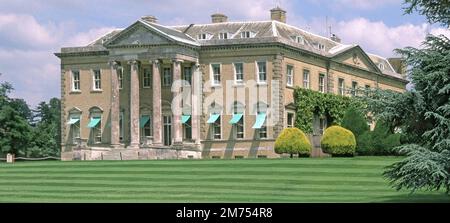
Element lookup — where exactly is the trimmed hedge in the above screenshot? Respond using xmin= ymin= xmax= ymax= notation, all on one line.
xmin=275 ymin=128 xmax=312 ymax=156
xmin=321 ymin=126 xmax=356 ymax=157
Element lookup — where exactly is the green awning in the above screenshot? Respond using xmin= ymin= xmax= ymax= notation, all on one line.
xmin=252 ymin=113 xmax=266 ymax=129
xmin=139 ymin=116 xmax=150 ymax=128
xmin=229 ymin=113 xmax=243 ymax=124
xmin=182 ymin=115 xmax=191 ymax=124
xmin=67 ymin=117 xmax=80 ymax=125
xmin=87 ymin=117 xmax=101 ymax=128
xmin=207 ymin=114 xmax=220 ymax=123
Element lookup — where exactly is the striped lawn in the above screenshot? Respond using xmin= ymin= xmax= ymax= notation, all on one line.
xmin=0 ymin=156 xmax=448 ymax=203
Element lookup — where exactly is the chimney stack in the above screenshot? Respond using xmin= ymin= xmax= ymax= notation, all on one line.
xmin=211 ymin=13 xmax=228 ymax=23
xmin=330 ymin=34 xmax=341 ymax=43
xmin=141 ymin=15 xmax=158 ymax=23
xmin=270 ymin=7 xmax=286 ymax=23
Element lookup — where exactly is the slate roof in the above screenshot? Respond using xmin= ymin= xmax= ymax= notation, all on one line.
xmin=60 ymin=19 xmax=405 ymax=80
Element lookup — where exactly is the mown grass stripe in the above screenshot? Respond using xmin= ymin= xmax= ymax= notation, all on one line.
xmin=0 ymin=157 xmax=448 ymax=203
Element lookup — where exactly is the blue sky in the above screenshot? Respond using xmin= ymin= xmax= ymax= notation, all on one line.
xmin=0 ymin=0 xmax=449 ymax=108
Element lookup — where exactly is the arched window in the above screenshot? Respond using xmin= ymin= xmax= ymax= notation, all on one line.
xmin=67 ymin=107 xmax=82 ymax=145
xmin=207 ymin=102 xmax=222 ymax=140
xmin=230 ymin=102 xmax=245 ymax=139
xmin=88 ymin=106 xmax=103 ymax=144
xmin=253 ymin=102 xmax=268 ymax=139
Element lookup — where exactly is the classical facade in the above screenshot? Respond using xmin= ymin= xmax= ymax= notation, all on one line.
xmin=56 ymin=8 xmax=407 ymax=161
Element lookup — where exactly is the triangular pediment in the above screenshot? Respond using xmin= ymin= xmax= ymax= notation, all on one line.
xmin=105 ymin=21 xmax=172 ymax=47
xmin=332 ymin=46 xmax=381 ymax=73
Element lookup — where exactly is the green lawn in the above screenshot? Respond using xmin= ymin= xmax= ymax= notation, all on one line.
xmin=0 ymin=156 xmax=448 ymax=203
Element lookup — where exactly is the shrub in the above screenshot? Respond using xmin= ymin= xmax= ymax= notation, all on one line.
xmin=321 ymin=126 xmax=356 ymax=157
xmin=356 ymin=131 xmax=374 ymax=155
xmin=341 ymin=107 xmax=369 ymax=139
xmin=371 ymin=121 xmax=402 ymax=155
xmin=356 ymin=120 xmax=403 ymax=156
xmin=275 ymin=128 xmax=312 ymax=157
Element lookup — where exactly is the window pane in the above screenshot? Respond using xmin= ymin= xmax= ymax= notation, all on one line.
xmin=143 ymin=68 xmax=151 ymax=87
xmin=118 ymin=69 xmax=123 ymax=89
xmin=212 ymin=64 xmax=220 ymax=85
xmin=258 ymin=62 xmax=266 ymax=82
xmin=163 ymin=68 xmax=171 ymax=86
xmin=303 ymin=70 xmax=310 ymax=89
xmin=287 ymin=66 xmax=293 ymax=86
xmin=234 ymin=63 xmax=243 ymax=82
xmin=319 ymin=74 xmax=325 ymax=93
xmin=183 ymin=67 xmax=192 ymax=85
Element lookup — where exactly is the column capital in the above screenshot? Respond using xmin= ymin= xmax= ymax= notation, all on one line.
xmin=151 ymin=59 xmax=161 ymax=65
xmin=109 ymin=61 xmax=121 ymax=69
xmin=172 ymin=59 xmax=184 ymax=65
xmin=127 ymin=60 xmax=140 ymax=71
xmin=193 ymin=62 xmax=201 ymax=70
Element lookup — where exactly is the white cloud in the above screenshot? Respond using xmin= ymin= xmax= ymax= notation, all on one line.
xmin=0 ymin=13 xmax=58 ymax=49
xmin=329 ymin=17 xmax=450 ymax=57
xmin=307 ymin=0 xmax=401 ymax=10
xmin=62 ymin=27 xmax=117 ymax=47
xmin=0 ymin=13 xmax=116 ymax=107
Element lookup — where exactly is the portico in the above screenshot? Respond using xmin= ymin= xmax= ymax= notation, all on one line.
xmin=108 ymin=56 xmax=201 ymax=150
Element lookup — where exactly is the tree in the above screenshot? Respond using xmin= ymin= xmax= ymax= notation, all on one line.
xmin=403 ymin=0 xmax=450 ymax=27
xmin=0 ymin=81 xmax=32 ymax=156
xmin=341 ymin=107 xmax=369 ymax=151
xmin=29 ymin=98 xmax=61 ymax=157
xmin=9 ymin=98 xmax=32 ymax=123
xmin=371 ymin=120 xmax=401 ymax=155
xmin=364 ymin=1 xmax=450 ymax=193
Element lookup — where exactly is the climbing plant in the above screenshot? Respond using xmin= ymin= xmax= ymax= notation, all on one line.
xmin=293 ymin=88 xmax=364 ymax=133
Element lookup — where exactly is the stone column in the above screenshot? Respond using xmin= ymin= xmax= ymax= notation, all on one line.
xmin=172 ymin=59 xmax=183 ymax=144
xmin=151 ymin=59 xmax=163 ymax=146
xmin=192 ymin=62 xmax=201 ymax=145
xmin=109 ymin=61 xmax=121 ymax=148
xmin=128 ymin=60 xmax=140 ymax=149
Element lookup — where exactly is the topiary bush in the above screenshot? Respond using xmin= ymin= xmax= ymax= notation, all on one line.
xmin=321 ymin=126 xmax=356 ymax=157
xmin=275 ymin=128 xmax=312 ymax=157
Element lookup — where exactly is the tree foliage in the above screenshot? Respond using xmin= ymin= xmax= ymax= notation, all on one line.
xmin=0 ymin=81 xmax=32 ymax=156
xmin=0 ymin=78 xmax=61 ymax=158
xmin=363 ymin=34 xmax=450 ymax=192
xmin=403 ymin=0 xmax=450 ymax=27
xmin=341 ymin=107 xmax=369 ymax=139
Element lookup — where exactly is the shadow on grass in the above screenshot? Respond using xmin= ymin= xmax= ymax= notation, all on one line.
xmin=374 ymin=193 xmax=450 ymax=203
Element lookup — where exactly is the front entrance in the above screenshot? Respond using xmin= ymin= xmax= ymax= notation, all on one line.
xmin=163 ymin=115 xmax=172 ymax=146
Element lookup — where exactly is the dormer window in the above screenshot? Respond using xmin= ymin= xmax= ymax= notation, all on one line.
xmin=378 ymin=63 xmax=385 ymax=70
xmin=197 ymin=33 xmax=209 ymax=40
xmin=218 ymin=32 xmax=229 ymax=39
xmin=295 ymin=36 xmax=304 ymax=44
xmin=241 ymin=31 xmax=253 ymax=38
xmin=317 ymin=43 xmax=325 ymax=51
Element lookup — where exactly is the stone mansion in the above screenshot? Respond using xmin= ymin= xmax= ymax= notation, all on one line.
xmin=56 ymin=7 xmax=407 ymax=161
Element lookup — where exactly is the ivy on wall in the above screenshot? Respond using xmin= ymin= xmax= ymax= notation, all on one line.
xmin=293 ymin=88 xmax=364 ymax=133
